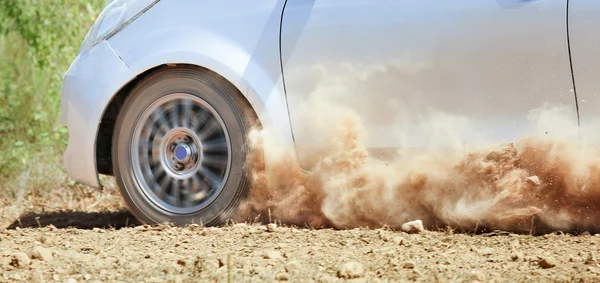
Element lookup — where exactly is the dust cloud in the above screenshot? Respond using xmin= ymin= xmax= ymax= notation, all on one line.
xmin=235 ymin=99 xmax=600 ymax=235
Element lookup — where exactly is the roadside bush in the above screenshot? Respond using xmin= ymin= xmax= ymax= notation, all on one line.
xmin=0 ymin=1 xmax=105 ymax=200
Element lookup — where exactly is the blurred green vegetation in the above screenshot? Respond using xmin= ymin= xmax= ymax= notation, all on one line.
xmin=0 ymin=1 xmax=105 ymax=198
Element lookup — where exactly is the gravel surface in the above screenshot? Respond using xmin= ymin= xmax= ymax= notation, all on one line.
xmin=1 ymin=213 xmax=600 ymax=282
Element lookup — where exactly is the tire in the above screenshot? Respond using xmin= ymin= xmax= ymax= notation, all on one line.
xmin=112 ymin=66 xmax=256 ymax=226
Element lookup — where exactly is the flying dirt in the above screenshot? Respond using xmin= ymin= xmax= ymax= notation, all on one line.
xmin=236 ymin=99 xmax=600 ymax=235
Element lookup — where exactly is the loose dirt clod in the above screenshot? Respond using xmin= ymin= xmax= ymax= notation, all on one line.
xmin=401 ymin=220 xmax=424 ymax=234
xmin=10 ymin=251 xmax=31 ymax=267
xmin=31 ymin=246 xmax=52 ymax=262
xmin=337 ymin=261 xmax=365 ymax=279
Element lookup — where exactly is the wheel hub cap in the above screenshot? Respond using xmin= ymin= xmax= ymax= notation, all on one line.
xmin=175 ymin=145 xmax=190 ymax=162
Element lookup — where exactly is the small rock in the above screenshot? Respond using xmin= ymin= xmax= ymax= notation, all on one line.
xmin=525 ymin=176 xmax=541 ymax=186
xmin=31 ymin=246 xmax=52 ymax=262
xmin=275 ymin=272 xmax=289 ymax=281
xmin=285 ymin=260 xmax=302 ymax=275
xmin=188 ymin=224 xmax=201 ymax=229
xmin=538 ymin=257 xmax=557 ymax=269
xmin=264 ymin=250 xmax=282 ymax=260
xmin=266 ymin=223 xmax=278 ymax=232
xmin=511 ymin=252 xmax=523 ymax=261
xmin=337 ymin=261 xmax=365 ymax=279
xmin=403 ymin=261 xmax=415 ymax=269
xmin=46 ymin=224 xmax=57 ymax=231
xmin=581 ymin=231 xmax=592 ymax=236
xmin=84 ymin=274 xmax=91 ymax=280
xmin=392 ymin=237 xmax=404 ymax=246
xmin=401 ymin=220 xmax=424 ymax=234
xmin=10 ymin=251 xmax=31 ymax=267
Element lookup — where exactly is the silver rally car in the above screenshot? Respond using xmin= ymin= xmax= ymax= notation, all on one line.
xmin=60 ymin=0 xmax=600 ymax=225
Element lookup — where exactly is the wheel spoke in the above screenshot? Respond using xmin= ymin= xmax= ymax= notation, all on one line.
xmin=202 ymin=138 xmax=228 ymax=153
xmin=202 ymin=154 xmax=228 ymax=170
xmin=171 ymin=179 xmax=181 ymax=207
xmin=198 ymin=167 xmax=222 ymax=190
xmin=154 ymin=174 xmax=171 ymax=198
xmin=151 ymin=109 xmax=171 ymax=135
xmin=198 ymin=119 xmax=220 ymax=140
xmin=191 ymin=175 xmax=209 ymax=201
xmin=152 ymin=165 xmax=165 ymax=177
xmin=182 ymin=99 xmax=192 ymax=128
xmin=193 ymin=109 xmax=210 ymax=133
xmin=171 ymin=99 xmax=180 ymax=128
xmin=180 ymin=178 xmax=192 ymax=207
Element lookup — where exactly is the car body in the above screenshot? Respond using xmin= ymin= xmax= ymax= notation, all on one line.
xmin=61 ymin=0 xmax=600 ymax=225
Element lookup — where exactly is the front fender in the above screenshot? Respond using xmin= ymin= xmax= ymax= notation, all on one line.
xmin=107 ymin=0 xmax=294 ymax=145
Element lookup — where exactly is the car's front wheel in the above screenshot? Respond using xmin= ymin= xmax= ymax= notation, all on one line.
xmin=112 ymin=66 xmax=255 ymax=226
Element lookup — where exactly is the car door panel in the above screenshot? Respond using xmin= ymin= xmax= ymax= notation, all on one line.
xmin=281 ymin=0 xmax=576 ymax=167
xmin=568 ymin=0 xmax=600 ymax=140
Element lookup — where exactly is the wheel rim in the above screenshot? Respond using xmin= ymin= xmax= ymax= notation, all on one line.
xmin=130 ymin=93 xmax=231 ymax=215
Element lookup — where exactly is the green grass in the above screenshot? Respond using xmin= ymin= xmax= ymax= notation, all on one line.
xmin=0 ymin=1 xmax=110 ymax=210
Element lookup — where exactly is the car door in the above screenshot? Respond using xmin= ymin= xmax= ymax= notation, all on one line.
xmin=568 ymin=0 xmax=600 ymax=141
xmin=281 ymin=0 xmax=576 ymax=167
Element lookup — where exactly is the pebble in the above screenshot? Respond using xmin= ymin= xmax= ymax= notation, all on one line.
xmin=403 ymin=261 xmax=416 ymax=269
xmin=401 ymin=220 xmax=424 ymax=234
xmin=10 ymin=251 xmax=31 ymax=267
xmin=275 ymin=272 xmax=289 ymax=281
xmin=525 ymin=176 xmax=541 ymax=186
xmin=267 ymin=223 xmax=278 ymax=233
xmin=31 ymin=246 xmax=53 ymax=262
xmin=538 ymin=257 xmax=557 ymax=269
xmin=337 ymin=261 xmax=365 ymax=279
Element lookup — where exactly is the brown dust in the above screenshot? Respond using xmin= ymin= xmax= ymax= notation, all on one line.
xmin=235 ymin=103 xmax=600 ymax=235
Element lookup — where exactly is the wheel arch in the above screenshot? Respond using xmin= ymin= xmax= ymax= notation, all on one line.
xmin=96 ymin=63 xmax=262 ymax=176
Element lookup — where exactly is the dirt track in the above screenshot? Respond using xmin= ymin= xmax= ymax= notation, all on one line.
xmin=2 ymin=211 xmax=600 ymax=283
